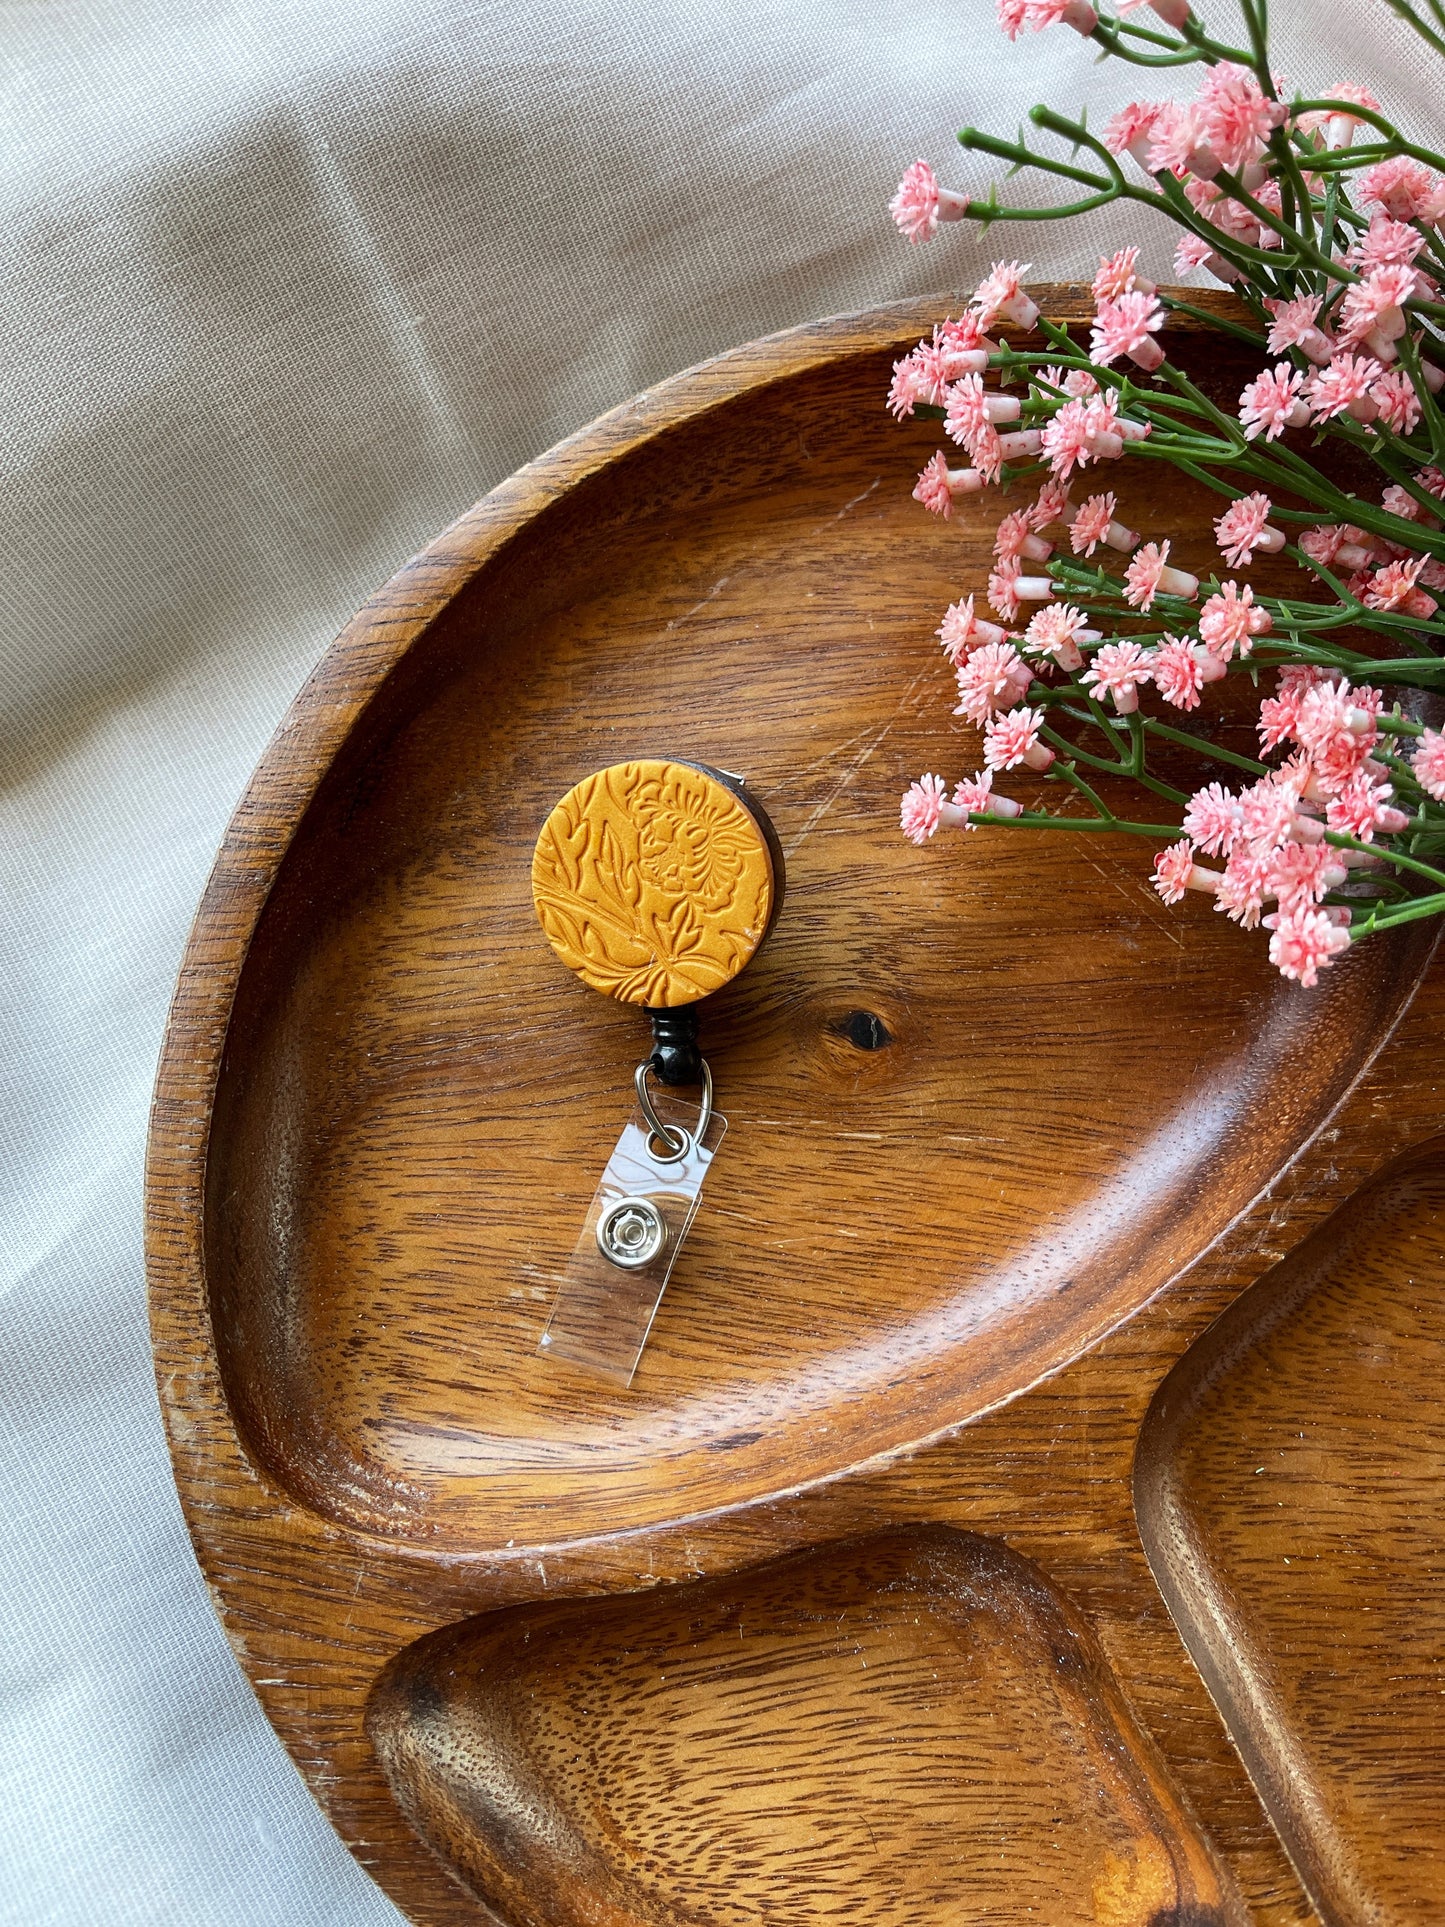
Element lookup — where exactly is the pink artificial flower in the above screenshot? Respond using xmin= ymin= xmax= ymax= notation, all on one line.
xmin=1307 ymin=352 xmax=1385 ymax=422
xmin=937 ymin=595 xmax=1011 ymax=665
xmin=944 ymin=373 xmax=1021 ymax=453
xmin=1085 ymin=390 xmax=1139 ymax=452
xmin=1338 ymin=263 xmax=1417 ymax=348
xmin=1040 ymin=394 xmax=1134 ymax=481
xmin=1183 ymin=781 xmax=1244 ymax=856
xmin=953 ymin=768 xmax=1024 ymax=823
xmin=994 ymin=508 xmax=1053 ymax=563
xmin=1382 ymin=482 xmax=1435 ymax=524
xmin=1264 ymin=293 xmax=1333 ymax=364
xmin=1257 ymin=664 xmax=1330 ymax=753
xmin=1371 ymin=368 xmax=1422 ymax=436
xmin=914 ymin=452 xmax=957 ymax=516
xmin=969 ymin=420 xmax=1005 ymax=485
xmin=1029 ymin=478 xmax=1074 ymax=530
xmin=1196 ymin=61 xmax=1286 ymax=173
xmin=1326 ymin=769 xmax=1402 ymax=840
xmin=1152 ymin=838 xmax=1221 ymax=905
xmin=955 ymin=640 xmax=1034 ymax=724
xmin=1298 ymin=523 xmax=1374 ymax=573
xmin=1198 ymin=580 xmax=1272 ymax=660
xmin=890 ymin=161 xmax=969 ymax=244
xmin=1239 ymin=362 xmax=1310 ymax=440
xmin=934 ymin=312 xmax=996 ymax=373
xmin=997 ymin=0 xmax=1098 ymax=35
xmin=1062 ymin=368 xmax=1101 ymax=399
xmin=1021 ymin=602 xmax=1095 ymax=672
xmin=1239 ymin=773 xmax=1304 ymax=854
xmin=1083 ymin=638 xmax=1152 ymax=713
xmin=1175 ymin=232 xmax=1219 ymax=277
xmin=1253 ymin=178 xmax=1286 ymax=248
xmin=887 ymin=356 xmax=927 ymax=420
xmin=1148 ymin=101 xmax=1214 ymax=178
xmin=1214 ymin=491 xmax=1285 ymax=568
xmin=971 ymin=260 xmax=1040 ymax=331
xmin=1215 ymin=844 xmax=1274 ymax=928
xmin=1125 ymin=540 xmax=1198 ymax=612
xmin=1268 ymin=905 xmax=1351 ymax=985
xmin=1104 ymin=101 xmax=1164 ymax=167
xmin=906 ymin=341 xmax=954 ymax=407
xmin=1360 ymin=156 xmax=1441 ymax=222
xmin=984 ymin=704 xmax=1055 ymax=771
xmin=987 ymin=556 xmax=1023 ymax=623
xmin=901 ymin=773 xmax=950 ymax=843
xmin=1066 ymin=491 xmax=1115 ymax=556
xmin=1187 ymin=175 xmax=1259 ymax=247
xmin=1294 ymin=678 xmax=1380 ymax=790
xmin=1364 ymin=554 xmax=1438 ymax=618
xmin=1266 ymin=840 xmax=1347 ymax=910
xmin=1411 ymin=727 xmax=1445 ymax=800
xmin=1069 ymin=490 xmax=1138 ymax=555
xmin=1041 ymin=399 xmax=1096 ymax=481
xmin=1093 ymin=246 xmax=1152 ymax=304
xmin=1090 ymin=289 xmax=1167 ymax=370
xmin=1151 ymin=635 xmax=1210 ymax=710
xmin=1298 ymin=83 xmax=1381 ymax=152
xmin=1347 ymin=214 xmax=1427 ymax=274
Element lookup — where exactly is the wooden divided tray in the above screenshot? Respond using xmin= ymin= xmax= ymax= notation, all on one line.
xmin=147 ymin=290 xmax=1445 ymax=1927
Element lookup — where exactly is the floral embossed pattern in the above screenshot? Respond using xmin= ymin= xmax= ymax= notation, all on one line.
xmin=531 ymin=760 xmax=774 ymax=1006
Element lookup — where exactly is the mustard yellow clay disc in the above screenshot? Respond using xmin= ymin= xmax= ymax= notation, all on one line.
xmin=531 ymin=760 xmax=776 ymax=1007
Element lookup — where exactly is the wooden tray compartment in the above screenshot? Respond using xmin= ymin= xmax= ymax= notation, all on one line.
xmin=147 ymin=292 xmax=1445 ymax=1925
xmin=1138 ymin=1135 xmax=1445 ymax=1927
xmin=369 ymin=1526 xmax=1245 ymax=1927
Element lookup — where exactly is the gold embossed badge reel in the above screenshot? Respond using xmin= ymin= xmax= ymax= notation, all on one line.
xmin=531 ymin=759 xmax=784 ymax=1384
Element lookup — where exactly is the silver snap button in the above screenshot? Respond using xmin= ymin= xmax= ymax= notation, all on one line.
xmin=595 ymin=1195 xmax=667 ymax=1270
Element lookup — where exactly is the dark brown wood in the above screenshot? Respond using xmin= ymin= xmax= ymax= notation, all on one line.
xmin=146 ymin=288 xmax=1445 ymax=1927
xmin=369 ymin=1526 xmax=1247 ymax=1927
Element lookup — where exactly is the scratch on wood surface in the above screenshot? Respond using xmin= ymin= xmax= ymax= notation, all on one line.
xmin=665 ymin=574 xmax=732 ymax=631
xmin=831 ymin=476 xmax=882 ymax=522
xmin=784 ymin=670 xmax=928 ymax=856
xmin=1080 ymin=849 xmax=1185 ymax=951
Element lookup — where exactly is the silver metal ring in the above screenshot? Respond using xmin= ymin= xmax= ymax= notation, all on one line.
xmin=634 ymin=1057 xmax=712 ymax=1163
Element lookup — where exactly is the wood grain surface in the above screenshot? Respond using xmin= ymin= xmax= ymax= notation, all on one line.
xmin=1138 ymin=1136 xmax=1445 ymax=1927
xmin=145 ymin=290 xmax=1445 ymax=1927
xmin=369 ymin=1526 xmax=1245 ymax=1927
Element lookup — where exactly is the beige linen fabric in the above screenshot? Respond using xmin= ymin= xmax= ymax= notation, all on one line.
xmin=0 ymin=2 xmax=1434 ymax=1919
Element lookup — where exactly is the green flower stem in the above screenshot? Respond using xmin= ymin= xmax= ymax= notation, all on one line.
xmin=965 ymin=810 xmax=1179 ymax=837
xmin=955 ymin=126 xmax=1114 ymax=193
xmin=1380 ymin=0 xmax=1445 ymax=60
xmin=1085 ymin=17 xmax=1217 ymax=66
xmin=1325 ymin=831 xmax=1445 ymax=890
xmin=1287 ymin=98 xmax=1445 ymax=176
xmin=1395 ymin=332 xmax=1445 ymax=468
xmin=1157 ymin=293 xmax=1268 ymax=347
xmin=1050 ymin=760 xmax=1123 ymax=819
xmin=1137 ymin=714 xmax=1270 ymax=778
xmin=1038 ymin=718 xmax=1124 ymax=775
xmin=1359 ymin=890 xmax=1445 ymax=934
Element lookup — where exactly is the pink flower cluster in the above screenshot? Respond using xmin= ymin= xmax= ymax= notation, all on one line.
xmin=1145 ymin=666 xmax=1424 ymax=982
xmin=885 ymin=22 xmax=1445 ymax=993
